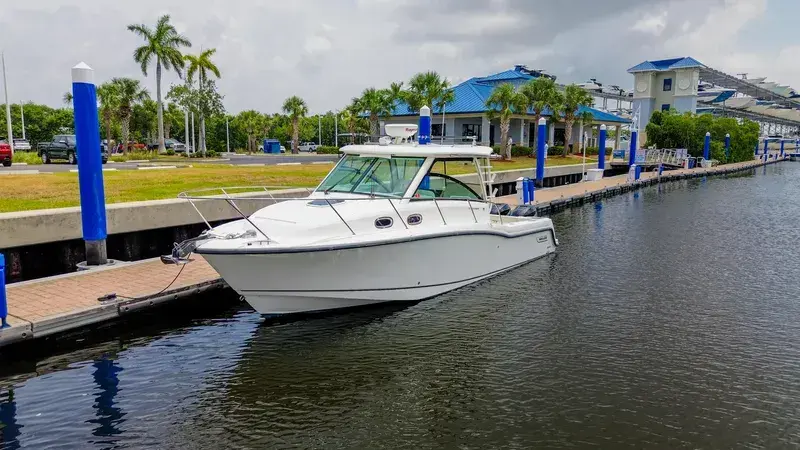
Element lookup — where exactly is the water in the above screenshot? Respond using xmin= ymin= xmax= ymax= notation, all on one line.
xmin=2 ymin=163 xmax=800 ymax=449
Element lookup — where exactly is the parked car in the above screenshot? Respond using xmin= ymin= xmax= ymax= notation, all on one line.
xmin=38 ymin=134 xmax=108 ymax=164
xmin=298 ymin=142 xmax=318 ymax=152
xmin=12 ymin=138 xmax=31 ymax=151
xmin=128 ymin=141 xmax=147 ymax=150
xmin=0 ymin=139 xmax=12 ymax=166
xmin=147 ymin=138 xmax=187 ymax=152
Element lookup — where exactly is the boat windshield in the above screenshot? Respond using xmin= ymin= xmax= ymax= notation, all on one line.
xmin=317 ymin=155 xmax=426 ymax=197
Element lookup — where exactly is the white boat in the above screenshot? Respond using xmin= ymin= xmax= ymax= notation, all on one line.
xmin=167 ymin=123 xmax=558 ymax=317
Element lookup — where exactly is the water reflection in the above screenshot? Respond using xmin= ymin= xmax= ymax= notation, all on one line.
xmin=87 ymin=357 xmax=124 ymax=442
xmin=0 ymin=389 xmax=20 ymax=450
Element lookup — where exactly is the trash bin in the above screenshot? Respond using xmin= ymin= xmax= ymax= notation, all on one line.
xmin=262 ymin=139 xmax=280 ymax=154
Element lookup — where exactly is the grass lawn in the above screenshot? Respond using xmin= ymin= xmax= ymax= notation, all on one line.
xmin=0 ymin=155 xmax=596 ymax=213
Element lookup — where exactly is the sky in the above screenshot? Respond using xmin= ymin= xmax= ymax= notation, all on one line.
xmin=0 ymin=0 xmax=797 ymax=114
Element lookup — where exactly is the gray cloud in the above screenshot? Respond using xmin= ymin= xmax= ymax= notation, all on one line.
xmin=0 ymin=0 xmax=785 ymax=114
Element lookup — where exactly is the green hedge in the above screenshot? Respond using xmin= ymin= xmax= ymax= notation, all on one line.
xmin=316 ymin=146 xmax=341 ymax=154
xmin=491 ymin=145 xmax=533 ymax=157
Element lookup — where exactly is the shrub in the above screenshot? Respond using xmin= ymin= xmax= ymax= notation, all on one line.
xmin=11 ymin=152 xmax=42 ymax=165
xmin=316 ymin=146 xmax=341 ymax=154
xmin=165 ymin=149 xmax=175 ymax=156
xmin=491 ymin=145 xmax=531 ymax=156
xmin=549 ymin=145 xmax=564 ymax=156
xmin=206 ymin=150 xmax=218 ymax=158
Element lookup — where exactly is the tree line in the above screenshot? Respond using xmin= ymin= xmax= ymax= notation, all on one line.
xmin=645 ymin=109 xmax=760 ymax=163
xmin=1 ymin=13 xmax=609 ymax=158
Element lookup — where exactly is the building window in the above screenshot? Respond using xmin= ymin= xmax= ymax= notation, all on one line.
xmin=661 ymin=104 xmax=670 ymax=111
xmin=462 ymin=124 xmax=482 ymax=141
xmin=663 ymin=78 xmax=672 ymax=91
xmin=431 ymin=123 xmax=447 ymax=137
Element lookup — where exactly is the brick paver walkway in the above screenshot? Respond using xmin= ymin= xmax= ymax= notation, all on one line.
xmin=6 ymin=256 xmax=220 ymax=326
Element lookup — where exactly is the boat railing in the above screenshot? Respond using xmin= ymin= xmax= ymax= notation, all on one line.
xmin=360 ymin=135 xmax=480 ymax=146
xmin=176 ymin=186 xmax=512 ymax=244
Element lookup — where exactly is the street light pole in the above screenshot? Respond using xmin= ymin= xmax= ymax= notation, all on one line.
xmin=2 ymin=52 xmax=13 ymax=154
xmin=318 ymin=114 xmax=322 ymax=146
xmin=20 ymin=101 xmax=25 ymax=140
xmin=334 ymin=111 xmax=338 ymax=148
xmin=225 ymin=116 xmax=230 ymax=153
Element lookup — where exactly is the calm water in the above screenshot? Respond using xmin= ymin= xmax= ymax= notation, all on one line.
xmin=2 ymin=163 xmax=800 ymax=449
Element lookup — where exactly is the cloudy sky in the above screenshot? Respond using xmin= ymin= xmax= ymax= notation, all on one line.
xmin=0 ymin=0 xmax=796 ymax=114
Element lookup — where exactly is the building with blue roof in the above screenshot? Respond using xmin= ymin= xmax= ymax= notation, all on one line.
xmin=627 ymin=57 xmax=707 ymax=142
xmin=382 ymin=65 xmax=631 ymax=150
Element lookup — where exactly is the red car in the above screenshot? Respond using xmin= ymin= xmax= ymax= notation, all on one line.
xmin=0 ymin=139 xmax=11 ymax=167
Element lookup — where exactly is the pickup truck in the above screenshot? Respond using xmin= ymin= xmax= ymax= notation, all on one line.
xmin=0 ymin=140 xmax=11 ymax=167
xmin=38 ymin=134 xmax=108 ymax=165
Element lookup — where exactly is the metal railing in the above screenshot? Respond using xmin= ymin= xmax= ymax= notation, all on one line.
xmin=359 ymin=135 xmax=480 ymax=146
xmin=177 ymin=186 xmax=512 ymax=245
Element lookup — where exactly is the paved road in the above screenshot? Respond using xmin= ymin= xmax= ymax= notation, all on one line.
xmin=0 ymin=153 xmax=340 ymax=173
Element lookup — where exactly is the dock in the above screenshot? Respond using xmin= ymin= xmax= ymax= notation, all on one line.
xmin=0 ymin=157 xmax=787 ymax=349
xmin=498 ymin=158 xmax=780 ymax=214
xmin=0 ymin=257 xmax=223 ymax=348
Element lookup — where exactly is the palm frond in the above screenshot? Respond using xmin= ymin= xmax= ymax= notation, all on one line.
xmin=126 ymin=23 xmax=152 ymax=39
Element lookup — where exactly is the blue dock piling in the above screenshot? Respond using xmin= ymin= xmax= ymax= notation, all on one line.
xmin=725 ymin=134 xmax=731 ymax=161
xmin=703 ymin=132 xmax=710 ymax=161
xmin=0 ymin=254 xmax=7 ymax=328
xmin=598 ymin=124 xmax=607 ymax=171
xmin=781 ymin=140 xmax=785 ymax=158
xmin=536 ymin=118 xmax=546 ymax=186
xmin=72 ymin=62 xmax=108 ymax=265
xmin=763 ymin=140 xmax=769 ymax=161
xmin=418 ymin=105 xmax=431 ymax=145
xmin=527 ymin=177 xmax=535 ymax=203
xmin=629 ymin=130 xmax=638 ymax=167
xmin=522 ymin=178 xmax=530 ymax=204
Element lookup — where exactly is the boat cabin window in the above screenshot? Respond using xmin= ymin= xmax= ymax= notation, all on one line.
xmin=414 ymin=173 xmax=482 ymax=200
xmin=317 ymin=154 xmax=425 ymax=197
xmin=414 ymin=158 xmax=483 ymax=200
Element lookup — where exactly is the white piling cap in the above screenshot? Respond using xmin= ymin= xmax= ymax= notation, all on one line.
xmin=600 ymin=124 xmax=606 ymax=131
xmin=706 ymin=131 xmax=711 ymax=136
xmin=726 ymin=133 xmax=730 ymax=137
xmin=71 ymin=62 xmax=94 ymax=84
xmin=420 ymin=105 xmax=430 ymax=116
xmin=538 ymin=117 xmax=546 ymax=125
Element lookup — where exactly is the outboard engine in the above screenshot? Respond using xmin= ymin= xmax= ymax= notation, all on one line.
xmin=491 ymin=203 xmax=512 ymax=216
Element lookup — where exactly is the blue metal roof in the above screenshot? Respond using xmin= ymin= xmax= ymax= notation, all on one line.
xmin=387 ymin=66 xmax=630 ymax=124
xmin=628 ymin=57 xmax=705 ymax=73
xmin=473 ymin=69 xmax=531 ymax=83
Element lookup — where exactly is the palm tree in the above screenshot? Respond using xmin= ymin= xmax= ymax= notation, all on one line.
xmin=282 ymin=96 xmax=308 ymax=154
xmin=184 ymin=48 xmax=221 ymax=154
xmin=388 ymin=81 xmax=404 ymax=105
xmin=234 ymin=110 xmax=263 ymax=153
xmin=358 ymin=88 xmax=391 ymax=138
xmin=521 ymin=77 xmax=559 ymax=150
xmin=553 ymin=84 xmax=594 ymax=156
xmin=405 ymin=71 xmax=453 ymax=113
xmin=341 ymin=98 xmax=361 ymax=144
xmin=164 ymin=102 xmax=185 ymax=139
xmin=62 ymin=92 xmax=73 ymax=106
xmin=485 ymin=83 xmax=527 ymax=160
xmin=110 ymin=78 xmax=150 ymax=154
xmin=96 ymin=82 xmax=119 ymax=154
xmin=128 ymin=14 xmax=192 ymax=153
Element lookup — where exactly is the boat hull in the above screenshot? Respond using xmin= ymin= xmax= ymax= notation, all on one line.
xmin=201 ymin=229 xmax=556 ymax=316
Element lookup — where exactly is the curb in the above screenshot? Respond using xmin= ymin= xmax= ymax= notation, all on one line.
xmin=137 ymin=165 xmax=177 ymax=170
